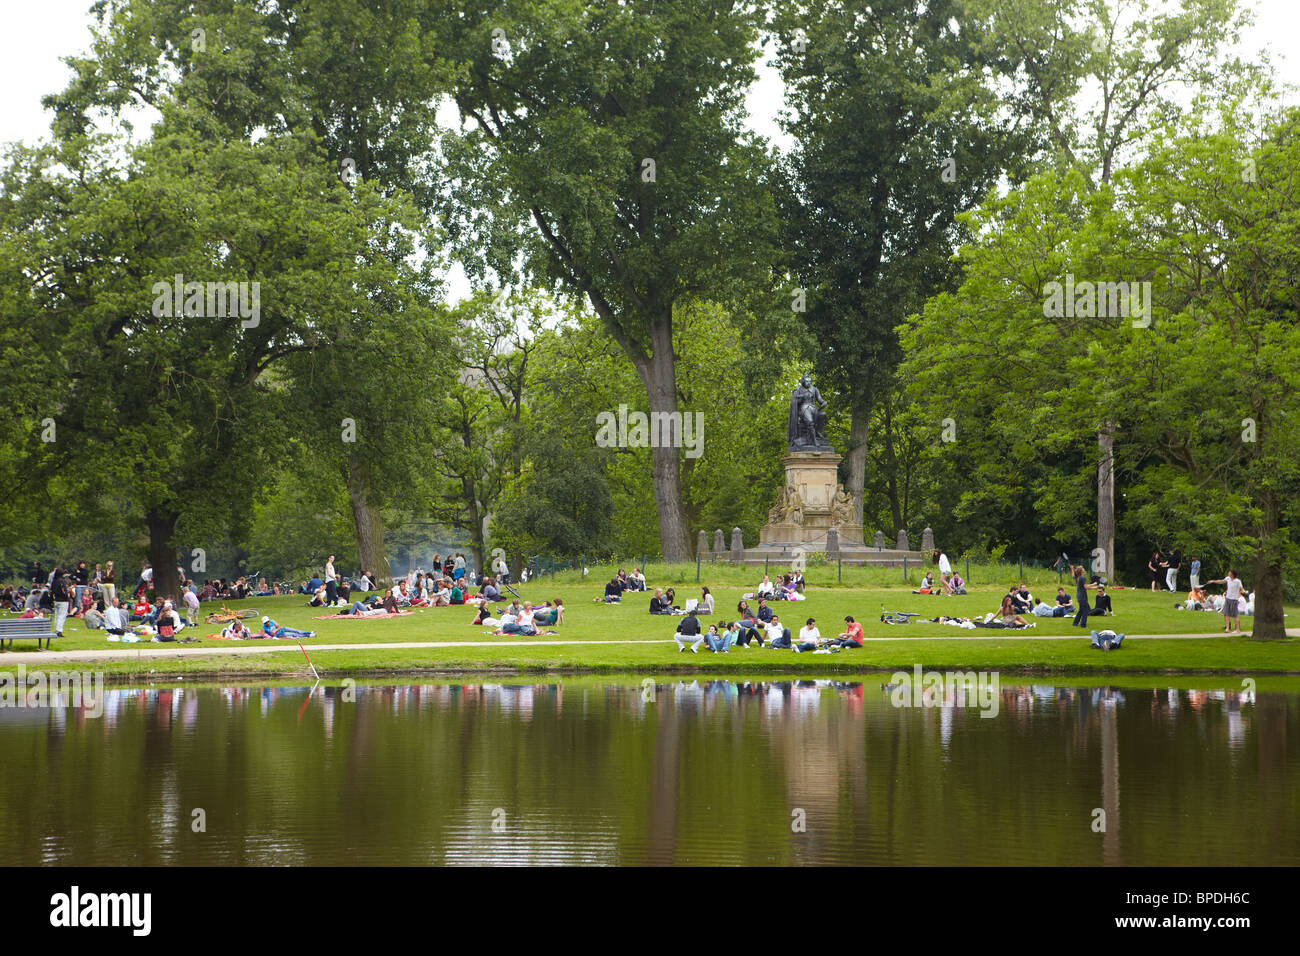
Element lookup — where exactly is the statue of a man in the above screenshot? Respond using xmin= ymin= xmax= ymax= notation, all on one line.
xmin=787 ymin=372 xmax=829 ymax=451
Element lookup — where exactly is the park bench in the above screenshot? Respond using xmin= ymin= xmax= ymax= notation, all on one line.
xmin=0 ymin=617 xmax=54 ymax=650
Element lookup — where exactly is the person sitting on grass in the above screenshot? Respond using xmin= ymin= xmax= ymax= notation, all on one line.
xmin=627 ymin=568 xmax=647 ymax=591
xmin=765 ymin=615 xmax=791 ymax=648
xmin=756 ymin=575 xmax=776 ymax=599
xmin=674 ymin=610 xmax=704 ymax=653
xmin=756 ymin=598 xmax=773 ymax=624
xmin=913 ymin=571 xmax=937 ymax=594
xmin=1010 ymin=584 xmax=1034 ymax=614
xmin=704 ymin=622 xmax=735 ymax=654
xmin=493 ymin=601 xmax=523 ymax=634
xmin=649 ymin=588 xmax=673 ymax=614
xmin=153 ymin=601 xmax=181 ymax=642
xmin=104 ymin=597 xmax=131 ymax=636
xmin=1180 ymin=586 xmax=1210 ymax=611
xmin=603 ymin=576 xmax=624 ymax=603
xmin=480 ymin=578 xmax=502 ymax=603
xmin=948 ymin=571 xmax=968 ymax=595
xmin=664 ymin=587 xmax=684 ymax=614
xmin=697 ymin=586 xmax=715 ymax=616
xmin=793 ymin=617 xmax=821 ymax=653
xmin=1054 ymin=587 xmax=1074 ymax=614
xmin=1092 ymin=585 xmax=1114 ymax=616
xmin=131 ymin=595 xmax=154 ymax=622
xmin=449 ymin=580 xmax=466 ymax=605
xmin=84 ymin=598 xmax=106 ymax=630
xmin=733 ymin=602 xmax=763 ymax=646
xmin=260 ymin=616 xmax=316 ymax=639
xmin=828 ymin=615 xmax=865 ymax=649
xmin=997 ymin=595 xmax=1030 ymax=628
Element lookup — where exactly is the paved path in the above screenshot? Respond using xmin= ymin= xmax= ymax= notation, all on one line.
xmin=0 ymin=630 xmax=1291 ymax=666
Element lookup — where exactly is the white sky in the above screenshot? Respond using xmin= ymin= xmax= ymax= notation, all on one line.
xmin=2 ymin=0 xmax=1296 ymax=302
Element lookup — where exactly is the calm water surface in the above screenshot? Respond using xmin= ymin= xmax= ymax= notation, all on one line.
xmin=0 ymin=678 xmax=1294 ymax=865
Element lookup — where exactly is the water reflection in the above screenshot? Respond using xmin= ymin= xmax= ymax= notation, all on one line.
xmin=0 ymin=679 xmax=1292 ymax=866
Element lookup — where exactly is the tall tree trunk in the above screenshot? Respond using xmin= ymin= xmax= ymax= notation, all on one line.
xmin=1252 ymin=486 xmax=1286 ymax=640
xmin=1097 ymin=423 xmax=1115 ymax=580
xmin=346 ymin=453 xmax=392 ymax=588
xmin=461 ymin=474 xmax=485 ymax=577
xmin=146 ymin=508 xmax=181 ymax=599
xmin=632 ymin=320 xmax=690 ymax=562
xmin=846 ymin=401 xmax=869 ymax=526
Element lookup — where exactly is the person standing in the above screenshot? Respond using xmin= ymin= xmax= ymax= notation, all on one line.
xmin=50 ymin=566 xmax=71 ymax=639
xmin=72 ymin=561 xmax=90 ymax=610
xmin=324 ymin=554 xmax=338 ymax=606
xmin=30 ymin=559 xmax=44 ymax=586
xmin=101 ymin=561 xmax=117 ymax=606
xmin=1071 ymin=565 xmax=1093 ymax=629
xmin=1189 ymin=556 xmax=1201 ymax=590
xmin=1147 ymin=551 xmax=1161 ymax=592
xmin=1208 ymin=570 xmax=1245 ymax=635
xmin=1165 ymin=550 xmax=1180 ymax=592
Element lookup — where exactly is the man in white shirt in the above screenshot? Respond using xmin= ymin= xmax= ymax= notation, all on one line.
xmin=793 ymin=617 xmax=820 ymax=652
xmin=765 ymin=616 xmax=790 ymax=648
xmin=103 ymin=597 xmax=131 ymax=635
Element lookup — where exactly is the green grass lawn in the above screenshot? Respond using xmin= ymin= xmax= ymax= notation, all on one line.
xmin=3 ymin=566 xmax=1297 ymax=680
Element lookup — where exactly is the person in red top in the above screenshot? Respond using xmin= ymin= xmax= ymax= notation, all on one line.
xmin=829 ymin=615 xmax=864 ymax=649
xmin=132 ymin=597 xmax=153 ymax=621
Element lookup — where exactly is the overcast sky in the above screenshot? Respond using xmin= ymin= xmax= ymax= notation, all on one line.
xmin=3 ymin=0 xmax=1296 ymax=300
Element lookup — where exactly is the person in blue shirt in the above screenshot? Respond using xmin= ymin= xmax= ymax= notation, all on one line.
xmin=261 ymin=616 xmax=316 ymax=639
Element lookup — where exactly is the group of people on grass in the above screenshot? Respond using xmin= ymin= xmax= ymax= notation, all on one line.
xmin=674 ymin=610 xmax=863 ymax=654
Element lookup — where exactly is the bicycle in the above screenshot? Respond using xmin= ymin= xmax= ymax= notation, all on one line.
xmin=206 ymin=605 xmax=260 ymax=625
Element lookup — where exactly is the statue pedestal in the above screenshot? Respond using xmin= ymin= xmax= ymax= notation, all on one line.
xmin=759 ymin=452 xmax=863 ymax=548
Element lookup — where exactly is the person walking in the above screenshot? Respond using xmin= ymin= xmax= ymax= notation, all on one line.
xmin=1071 ymin=565 xmax=1093 ymax=629
xmin=50 ymin=566 xmax=71 ymax=639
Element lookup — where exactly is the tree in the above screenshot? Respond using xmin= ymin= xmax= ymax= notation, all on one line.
xmin=434 ymin=0 xmax=781 ymax=559
xmin=964 ymin=0 xmax=1257 ymax=575
xmin=0 ymin=110 xmax=431 ymax=599
xmin=770 ymin=0 xmax=1035 ymax=527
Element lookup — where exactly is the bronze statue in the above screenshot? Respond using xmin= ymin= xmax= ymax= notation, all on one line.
xmin=787 ymin=373 xmax=831 ymax=451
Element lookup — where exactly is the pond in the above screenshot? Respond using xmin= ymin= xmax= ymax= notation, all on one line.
xmin=0 ymin=676 xmax=1294 ymax=865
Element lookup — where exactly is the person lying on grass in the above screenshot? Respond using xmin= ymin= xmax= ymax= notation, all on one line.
xmin=532 ymin=599 xmax=564 ymax=627
xmin=222 ymin=619 xmax=253 ymax=639
xmin=260 ymin=615 xmax=316 ymax=639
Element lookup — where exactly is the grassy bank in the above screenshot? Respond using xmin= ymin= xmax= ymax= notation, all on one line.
xmin=3 ymin=566 xmax=1296 ymax=680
